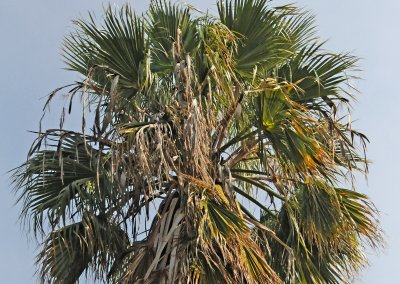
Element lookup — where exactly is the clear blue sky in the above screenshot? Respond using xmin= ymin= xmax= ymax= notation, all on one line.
xmin=1 ymin=0 xmax=398 ymax=283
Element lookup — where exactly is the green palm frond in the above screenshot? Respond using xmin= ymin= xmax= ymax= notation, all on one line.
xmin=262 ymin=181 xmax=380 ymax=283
xmin=218 ymin=0 xmax=287 ymax=74
xmin=13 ymin=132 xmax=111 ymax=234
xmin=39 ymin=213 xmax=128 ymax=284
xmin=64 ymin=5 xmax=148 ymax=95
xmin=277 ymin=42 xmax=358 ymax=110
xmin=217 ymin=0 xmax=315 ymax=76
xmin=149 ymin=0 xmax=199 ymax=72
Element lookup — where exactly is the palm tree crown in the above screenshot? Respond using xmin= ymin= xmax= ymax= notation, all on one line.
xmin=12 ymin=0 xmax=381 ymax=283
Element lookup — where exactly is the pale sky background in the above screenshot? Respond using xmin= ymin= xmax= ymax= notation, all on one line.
xmin=0 ymin=0 xmax=398 ymax=283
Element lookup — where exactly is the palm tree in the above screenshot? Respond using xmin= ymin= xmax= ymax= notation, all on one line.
xmin=12 ymin=0 xmax=381 ymax=283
